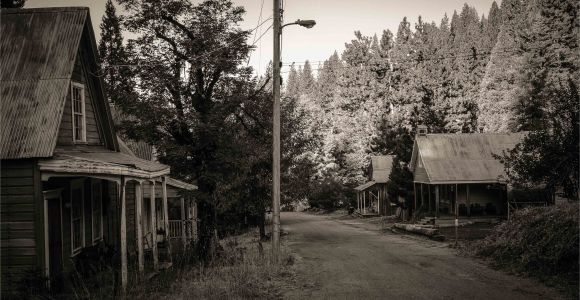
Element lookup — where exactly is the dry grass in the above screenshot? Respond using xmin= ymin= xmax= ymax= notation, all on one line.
xmin=144 ymin=230 xmax=295 ymax=300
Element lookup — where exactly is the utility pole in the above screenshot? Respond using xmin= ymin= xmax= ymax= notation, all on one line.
xmin=272 ymin=0 xmax=282 ymax=257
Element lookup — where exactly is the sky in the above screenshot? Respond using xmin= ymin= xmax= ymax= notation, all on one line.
xmin=26 ymin=0 xmax=499 ymax=76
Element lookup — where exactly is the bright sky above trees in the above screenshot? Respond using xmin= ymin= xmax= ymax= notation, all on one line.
xmin=26 ymin=0 xmax=498 ymax=76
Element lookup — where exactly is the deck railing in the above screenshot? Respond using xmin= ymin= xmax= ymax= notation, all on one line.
xmin=168 ymin=219 xmax=197 ymax=241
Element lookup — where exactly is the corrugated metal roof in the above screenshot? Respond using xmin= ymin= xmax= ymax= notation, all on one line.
xmin=355 ymin=181 xmax=376 ymax=191
xmin=39 ymin=148 xmax=170 ymax=179
xmin=370 ymin=155 xmax=394 ymax=183
xmin=0 ymin=8 xmax=87 ymax=159
xmin=413 ymin=133 xmax=524 ymax=183
xmin=110 ymin=105 xmax=154 ymax=161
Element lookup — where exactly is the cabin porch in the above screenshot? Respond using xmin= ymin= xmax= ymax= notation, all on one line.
xmin=354 ymin=181 xmax=390 ymax=216
xmin=413 ymin=182 xmax=508 ymax=221
xmin=37 ymin=151 xmax=196 ymax=292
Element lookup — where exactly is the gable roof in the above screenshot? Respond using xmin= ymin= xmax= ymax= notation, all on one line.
xmin=410 ymin=133 xmax=524 ymax=184
xmin=0 ymin=7 xmax=117 ymax=159
xmin=370 ymin=155 xmax=394 ymax=183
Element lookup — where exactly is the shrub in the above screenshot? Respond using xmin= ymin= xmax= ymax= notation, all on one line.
xmin=473 ymin=202 xmax=578 ymax=292
xmin=308 ymin=179 xmax=355 ymax=211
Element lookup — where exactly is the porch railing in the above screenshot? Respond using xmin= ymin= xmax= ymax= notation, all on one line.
xmin=168 ymin=220 xmax=197 ymax=241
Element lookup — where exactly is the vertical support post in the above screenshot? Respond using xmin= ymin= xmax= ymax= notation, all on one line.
xmin=181 ymin=197 xmax=186 ymax=247
xmin=272 ymin=0 xmax=282 ymax=257
xmin=150 ymin=180 xmax=158 ymax=270
xmin=466 ymin=184 xmax=471 ymax=217
xmin=364 ymin=191 xmax=367 ymax=214
xmin=119 ymin=177 xmax=127 ymax=292
xmin=413 ymin=183 xmax=417 ymax=214
xmin=420 ymin=184 xmax=424 ymax=208
xmin=428 ymin=185 xmax=431 ymax=213
xmin=136 ymin=180 xmax=144 ymax=273
xmin=162 ymin=176 xmax=169 ymax=239
xmin=435 ymin=185 xmax=440 ymax=218
xmin=455 ymin=183 xmax=459 ymax=247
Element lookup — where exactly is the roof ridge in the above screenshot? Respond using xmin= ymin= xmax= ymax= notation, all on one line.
xmin=1 ymin=7 xmax=89 ymax=14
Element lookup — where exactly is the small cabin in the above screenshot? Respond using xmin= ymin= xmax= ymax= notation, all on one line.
xmin=409 ymin=130 xmax=524 ymax=222
xmin=354 ymin=155 xmax=394 ymax=216
xmin=0 ymin=7 xmax=195 ymax=295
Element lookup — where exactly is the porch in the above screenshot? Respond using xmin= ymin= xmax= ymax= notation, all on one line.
xmin=354 ymin=181 xmax=389 ymax=216
xmin=412 ymin=182 xmax=508 ymax=221
xmin=38 ymin=150 xmax=196 ymax=292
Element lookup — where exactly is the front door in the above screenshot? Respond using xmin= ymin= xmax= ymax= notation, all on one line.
xmin=44 ymin=190 xmax=64 ymax=291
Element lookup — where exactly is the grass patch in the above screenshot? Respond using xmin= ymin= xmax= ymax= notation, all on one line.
xmin=468 ymin=202 xmax=579 ymax=298
xmin=145 ymin=230 xmax=294 ymax=299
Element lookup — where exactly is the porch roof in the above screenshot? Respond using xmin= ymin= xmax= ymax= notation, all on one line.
xmin=38 ymin=149 xmax=170 ymax=179
xmin=354 ymin=181 xmax=376 ymax=191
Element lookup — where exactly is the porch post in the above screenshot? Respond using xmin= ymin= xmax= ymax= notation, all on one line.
xmin=162 ymin=176 xmax=169 ymax=236
xmin=435 ymin=185 xmax=440 ymax=218
xmin=363 ymin=191 xmax=366 ymax=214
xmin=181 ymin=197 xmax=186 ymax=247
xmin=413 ymin=183 xmax=417 ymax=213
xmin=466 ymin=184 xmax=471 ymax=217
xmin=428 ymin=185 xmax=431 ymax=213
xmin=135 ymin=181 xmax=144 ymax=273
xmin=357 ymin=192 xmax=360 ymax=212
xmin=377 ymin=188 xmax=381 ymax=215
xmin=150 ymin=180 xmax=158 ymax=270
xmin=420 ymin=184 xmax=424 ymax=208
xmin=119 ymin=177 xmax=127 ymax=292
xmin=455 ymin=184 xmax=459 ymax=217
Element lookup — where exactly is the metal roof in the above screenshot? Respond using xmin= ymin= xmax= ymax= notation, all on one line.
xmin=0 ymin=7 xmax=115 ymax=159
xmin=410 ymin=133 xmax=524 ymax=184
xmin=370 ymin=155 xmax=394 ymax=183
xmin=39 ymin=148 xmax=170 ymax=179
xmin=355 ymin=181 xmax=376 ymax=191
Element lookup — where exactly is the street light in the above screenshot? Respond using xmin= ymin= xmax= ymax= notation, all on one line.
xmin=272 ymin=0 xmax=315 ymax=257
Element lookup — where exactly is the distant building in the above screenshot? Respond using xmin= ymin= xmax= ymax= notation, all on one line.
xmin=354 ymin=155 xmax=394 ymax=216
xmin=409 ymin=127 xmax=524 ymax=220
xmin=0 ymin=7 xmax=195 ymax=294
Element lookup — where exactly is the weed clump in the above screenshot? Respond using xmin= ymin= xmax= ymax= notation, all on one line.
xmin=472 ymin=202 xmax=578 ymax=296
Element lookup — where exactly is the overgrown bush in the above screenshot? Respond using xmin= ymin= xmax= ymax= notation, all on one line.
xmin=473 ymin=202 xmax=579 ymax=293
xmin=308 ymin=179 xmax=355 ymax=211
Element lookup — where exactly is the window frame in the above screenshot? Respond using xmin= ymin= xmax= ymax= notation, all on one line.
xmin=70 ymin=179 xmax=86 ymax=255
xmin=91 ymin=180 xmax=103 ymax=243
xmin=70 ymin=82 xmax=86 ymax=143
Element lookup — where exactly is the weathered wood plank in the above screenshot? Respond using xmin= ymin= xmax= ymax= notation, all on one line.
xmin=1 ymin=168 xmax=33 ymax=178
xmin=1 ymin=238 xmax=35 ymax=248
xmin=1 ymin=177 xmax=34 ymax=187
xmin=2 ymin=186 xmax=35 ymax=195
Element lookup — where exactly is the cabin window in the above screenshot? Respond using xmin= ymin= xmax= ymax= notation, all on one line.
xmin=92 ymin=180 xmax=103 ymax=243
xmin=71 ymin=82 xmax=86 ymax=143
xmin=71 ymin=180 xmax=85 ymax=254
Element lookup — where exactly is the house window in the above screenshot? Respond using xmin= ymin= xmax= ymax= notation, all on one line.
xmin=71 ymin=82 xmax=86 ymax=143
xmin=71 ymin=180 xmax=85 ymax=254
xmin=92 ymin=180 xmax=103 ymax=243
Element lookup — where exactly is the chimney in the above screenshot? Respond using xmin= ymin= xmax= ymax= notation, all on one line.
xmin=417 ymin=125 xmax=428 ymax=136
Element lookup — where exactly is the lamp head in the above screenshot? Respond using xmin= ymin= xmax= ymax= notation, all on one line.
xmin=296 ymin=19 xmax=316 ymax=28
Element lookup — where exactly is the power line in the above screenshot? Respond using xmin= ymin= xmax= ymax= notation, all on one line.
xmin=279 ymin=47 xmax=532 ymax=73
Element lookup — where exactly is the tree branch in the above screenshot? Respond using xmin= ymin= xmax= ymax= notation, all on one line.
xmin=154 ymin=29 xmax=188 ymax=61
xmin=160 ymin=15 xmax=196 ymax=41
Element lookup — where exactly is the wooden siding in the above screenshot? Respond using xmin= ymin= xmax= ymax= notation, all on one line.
xmin=56 ymin=48 xmax=103 ymax=147
xmin=0 ymin=159 xmax=41 ymax=287
xmin=413 ymin=155 xmax=430 ymax=183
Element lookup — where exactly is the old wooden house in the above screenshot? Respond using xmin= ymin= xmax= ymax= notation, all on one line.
xmin=355 ymin=155 xmax=394 ymax=216
xmin=409 ymin=127 xmax=524 ymax=222
xmin=0 ymin=7 xmax=196 ymax=294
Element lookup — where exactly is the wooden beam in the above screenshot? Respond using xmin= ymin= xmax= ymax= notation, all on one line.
xmin=135 ymin=181 xmax=144 ymax=273
xmin=428 ymin=185 xmax=431 ymax=213
xmin=455 ymin=184 xmax=459 ymax=218
xmin=119 ymin=177 xmax=127 ymax=292
xmin=413 ymin=183 xmax=417 ymax=213
xmin=161 ymin=176 xmax=171 ymax=262
xmin=181 ymin=197 xmax=186 ymax=248
xmin=435 ymin=185 xmax=440 ymax=218
xmin=466 ymin=184 xmax=470 ymax=217
xmin=150 ymin=180 xmax=158 ymax=270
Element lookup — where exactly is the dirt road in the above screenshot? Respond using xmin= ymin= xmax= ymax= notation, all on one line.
xmin=281 ymin=212 xmax=563 ymax=300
